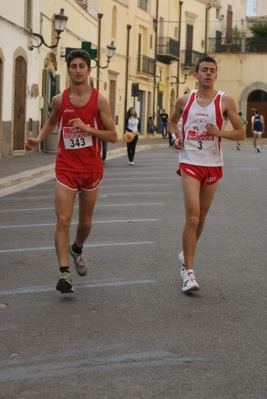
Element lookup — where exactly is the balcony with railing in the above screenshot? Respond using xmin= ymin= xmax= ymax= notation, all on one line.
xmin=136 ymin=55 xmax=154 ymax=76
xmin=157 ymin=37 xmax=180 ymax=64
xmin=209 ymin=37 xmax=267 ymax=53
xmin=180 ymin=49 xmax=205 ymax=68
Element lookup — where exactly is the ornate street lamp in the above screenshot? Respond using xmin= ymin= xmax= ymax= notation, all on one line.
xmin=171 ymin=65 xmax=190 ymax=85
xmin=28 ymin=8 xmax=68 ymax=50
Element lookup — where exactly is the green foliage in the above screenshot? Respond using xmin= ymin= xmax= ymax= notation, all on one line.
xmin=249 ymin=21 xmax=267 ymax=37
xmin=232 ymin=25 xmax=245 ymax=39
xmin=246 ymin=21 xmax=267 ymax=52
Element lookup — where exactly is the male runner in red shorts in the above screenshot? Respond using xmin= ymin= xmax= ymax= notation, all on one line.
xmin=25 ymin=50 xmax=117 ymax=293
xmin=168 ymin=55 xmax=245 ymax=293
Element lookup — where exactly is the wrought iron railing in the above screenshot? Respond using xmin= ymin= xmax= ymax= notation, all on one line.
xmin=157 ymin=37 xmax=179 ymax=58
xmin=180 ymin=49 xmax=205 ymax=67
xmin=209 ymin=37 xmax=267 ymax=53
xmin=136 ymin=55 xmax=154 ymax=76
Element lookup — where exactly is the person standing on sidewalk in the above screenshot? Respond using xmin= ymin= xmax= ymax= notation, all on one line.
xmin=160 ymin=109 xmax=169 ymax=138
xmin=236 ymin=111 xmax=248 ymax=150
xmin=25 ymin=49 xmax=117 ymax=293
xmin=251 ymin=109 xmax=265 ymax=153
xmin=168 ymin=55 xmax=245 ymax=293
xmin=125 ymin=107 xmax=140 ymax=165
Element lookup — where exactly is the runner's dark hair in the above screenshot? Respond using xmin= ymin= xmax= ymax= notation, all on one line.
xmin=67 ymin=49 xmax=91 ymax=69
xmin=196 ymin=55 xmax=217 ymax=72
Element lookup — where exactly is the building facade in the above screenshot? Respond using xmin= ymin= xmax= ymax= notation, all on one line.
xmin=254 ymin=0 xmax=267 ymax=15
xmin=1 ymin=0 xmax=267 ymax=158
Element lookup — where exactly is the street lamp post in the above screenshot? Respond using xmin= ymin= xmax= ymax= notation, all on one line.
xmin=90 ymin=41 xmax=116 ymax=69
xmin=28 ymin=8 xmax=68 ymax=50
xmin=170 ymin=65 xmax=190 ymax=86
xmin=62 ymin=41 xmax=116 ymax=69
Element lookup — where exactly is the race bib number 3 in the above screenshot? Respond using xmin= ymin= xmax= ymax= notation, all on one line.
xmin=63 ymin=127 xmax=92 ymax=149
xmin=185 ymin=129 xmax=215 ymax=151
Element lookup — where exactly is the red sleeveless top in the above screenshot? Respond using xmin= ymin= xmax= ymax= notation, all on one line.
xmin=56 ymin=87 xmax=103 ymax=173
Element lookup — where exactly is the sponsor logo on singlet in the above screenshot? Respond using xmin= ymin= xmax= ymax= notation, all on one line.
xmin=195 ymin=112 xmax=208 ymax=117
xmin=187 ymin=130 xmax=214 ymax=141
xmin=64 ymin=109 xmax=75 ymax=113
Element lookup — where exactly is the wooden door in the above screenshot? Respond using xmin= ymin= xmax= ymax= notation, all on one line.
xmin=13 ymin=56 xmax=27 ymax=150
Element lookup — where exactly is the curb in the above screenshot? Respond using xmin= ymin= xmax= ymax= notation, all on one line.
xmin=0 ymin=143 xmax=168 ymax=190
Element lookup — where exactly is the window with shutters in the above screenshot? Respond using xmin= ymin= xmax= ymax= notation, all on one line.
xmin=185 ymin=24 xmax=193 ymax=65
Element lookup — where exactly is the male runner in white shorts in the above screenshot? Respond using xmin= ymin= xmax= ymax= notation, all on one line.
xmin=168 ymin=55 xmax=245 ymax=293
xmin=251 ymin=109 xmax=265 ymax=153
xmin=25 ymin=50 xmax=117 ymax=293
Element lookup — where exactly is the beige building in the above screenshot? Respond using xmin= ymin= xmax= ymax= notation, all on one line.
xmin=254 ymin=0 xmax=267 ymax=15
xmin=0 ymin=0 xmax=266 ymax=157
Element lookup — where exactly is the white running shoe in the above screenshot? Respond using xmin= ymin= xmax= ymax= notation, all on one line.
xmin=179 ymin=251 xmax=185 ymax=279
xmin=182 ymin=269 xmax=199 ymax=292
xmin=69 ymin=244 xmax=87 ymax=277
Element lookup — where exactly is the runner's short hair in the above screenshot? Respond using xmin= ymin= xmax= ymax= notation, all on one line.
xmin=67 ymin=49 xmax=91 ymax=69
xmin=196 ymin=55 xmax=217 ymax=72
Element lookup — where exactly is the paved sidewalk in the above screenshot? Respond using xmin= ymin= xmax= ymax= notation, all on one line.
xmin=0 ymin=135 xmax=169 ymax=190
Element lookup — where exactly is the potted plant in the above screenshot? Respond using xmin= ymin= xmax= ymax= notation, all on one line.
xmin=230 ymin=25 xmax=245 ymax=52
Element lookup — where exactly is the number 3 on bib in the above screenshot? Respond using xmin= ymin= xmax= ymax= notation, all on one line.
xmin=185 ymin=139 xmax=215 ymax=151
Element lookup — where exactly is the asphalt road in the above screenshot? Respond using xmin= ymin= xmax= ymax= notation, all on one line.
xmin=0 ymin=143 xmax=267 ymax=399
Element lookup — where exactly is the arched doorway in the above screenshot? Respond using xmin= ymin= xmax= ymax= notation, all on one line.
xmin=13 ymin=56 xmax=27 ymax=151
xmin=246 ymin=90 xmax=267 ymax=137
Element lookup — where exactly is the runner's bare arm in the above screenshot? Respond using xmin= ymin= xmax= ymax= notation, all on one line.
xmin=25 ymin=94 xmax=61 ymax=150
xmin=168 ymin=94 xmax=189 ymax=149
xmin=70 ymin=94 xmax=117 ymax=143
xmin=85 ymin=93 xmax=117 ymax=143
xmin=168 ymin=94 xmax=189 ymax=132
xmin=251 ymin=116 xmax=254 ymax=132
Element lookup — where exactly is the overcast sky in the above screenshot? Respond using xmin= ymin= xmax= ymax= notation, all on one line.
xmin=247 ymin=0 xmax=255 ymax=16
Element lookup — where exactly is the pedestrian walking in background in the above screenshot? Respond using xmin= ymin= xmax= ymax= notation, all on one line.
xmin=168 ymin=55 xmax=245 ymax=293
xmin=125 ymin=107 xmax=140 ymax=165
xmin=160 ymin=108 xmax=169 ymax=138
xmin=102 ymin=140 xmax=107 ymax=164
xmin=25 ymin=49 xmax=117 ymax=293
xmin=251 ymin=109 xmax=265 ymax=153
xmin=236 ymin=111 xmax=248 ymax=150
